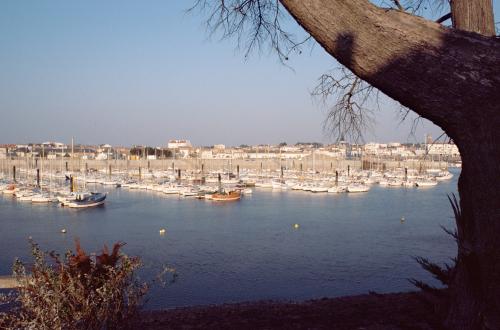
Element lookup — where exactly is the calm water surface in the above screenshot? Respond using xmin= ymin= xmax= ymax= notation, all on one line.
xmin=0 ymin=170 xmax=459 ymax=309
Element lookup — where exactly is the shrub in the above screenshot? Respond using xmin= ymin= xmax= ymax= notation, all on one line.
xmin=0 ymin=239 xmax=148 ymax=329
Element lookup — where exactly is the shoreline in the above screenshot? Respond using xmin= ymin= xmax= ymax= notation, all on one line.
xmin=139 ymin=291 xmax=438 ymax=329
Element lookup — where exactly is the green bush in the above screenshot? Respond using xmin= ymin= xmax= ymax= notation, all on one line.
xmin=0 ymin=239 xmax=148 ymax=329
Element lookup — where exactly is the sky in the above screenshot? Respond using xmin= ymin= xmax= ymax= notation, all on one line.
xmin=1 ymin=1 xmax=498 ymax=147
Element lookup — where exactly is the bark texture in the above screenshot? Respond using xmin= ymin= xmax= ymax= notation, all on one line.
xmin=451 ymin=0 xmax=496 ymax=36
xmin=278 ymin=0 xmax=500 ymax=328
xmin=447 ymin=1 xmax=499 ymax=329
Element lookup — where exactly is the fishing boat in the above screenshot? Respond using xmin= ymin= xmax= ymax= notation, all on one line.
xmin=58 ymin=191 xmax=91 ymax=206
xmin=65 ymin=192 xmax=106 ymax=208
xmin=211 ymin=190 xmax=241 ymax=202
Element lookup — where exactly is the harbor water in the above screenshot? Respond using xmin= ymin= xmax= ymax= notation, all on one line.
xmin=0 ymin=170 xmax=458 ymax=309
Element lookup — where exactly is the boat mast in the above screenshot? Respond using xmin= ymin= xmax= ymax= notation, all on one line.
xmin=41 ymin=144 xmax=44 ymax=193
xmin=71 ymin=137 xmax=74 ymax=174
xmin=49 ymin=151 xmax=52 ymax=196
xmin=61 ymin=144 xmax=63 ymax=174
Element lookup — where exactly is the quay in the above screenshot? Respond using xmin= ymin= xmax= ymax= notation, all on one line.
xmin=0 ymin=156 xmax=448 ymax=174
xmin=0 ymin=276 xmax=17 ymax=289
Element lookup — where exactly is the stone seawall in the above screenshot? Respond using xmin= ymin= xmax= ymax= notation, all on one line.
xmin=1 ymin=156 xmax=448 ymax=176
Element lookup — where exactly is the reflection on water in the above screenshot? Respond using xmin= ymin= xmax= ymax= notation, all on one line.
xmin=0 ymin=170 xmax=458 ymax=309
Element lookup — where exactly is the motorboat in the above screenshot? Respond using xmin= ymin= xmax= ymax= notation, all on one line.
xmin=31 ymin=194 xmax=58 ymax=203
xmin=65 ymin=192 xmax=107 ymax=208
xmin=387 ymin=180 xmax=403 ymax=187
xmin=328 ymin=186 xmax=347 ymax=193
xmin=255 ymin=180 xmax=273 ymax=189
xmin=271 ymin=179 xmax=288 ymax=190
xmin=221 ymin=178 xmax=240 ymax=185
xmin=17 ymin=191 xmax=37 ymax=201
xmin=402 ymin=181 xmax=416 ymax=187
xmin=102 ymin=180 xmax=121 ymax=187
xmin=310 ymin=185 xmax=329 ymax=193
xmin=435 ymin=171 xmax=453 ymax=181
xmin=181 ymin=187 xmax=199 ymax=197
xmin=241 ymin=188 xmax=253 ymax=195
xmin=415 ymin=179 xmax=438 ymax=187
xmin=163 ymin=185 xmax=181 ymax=194
xmin=2 ymin=184 xmax=17 ymax=195
xmin=347 ymin=184 xmax=370 ymax=193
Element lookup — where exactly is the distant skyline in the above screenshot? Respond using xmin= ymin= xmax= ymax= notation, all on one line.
xmin=1 ymin=1 xmax=498 ymax=147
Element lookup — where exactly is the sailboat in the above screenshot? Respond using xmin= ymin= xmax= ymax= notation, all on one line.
xmin=211 ymin=189 xmax=241 ymax=201
xmin=31 ymin=152 xmax=57 ymax=203
xmin=210 ymin=173 xmax=241 ymax=201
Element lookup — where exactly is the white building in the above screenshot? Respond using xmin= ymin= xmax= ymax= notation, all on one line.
xmin=168 ymin=139 xmax=192 ymax=149
xmin=316 ymin=149 xmax=345 ymax=158
xmin=427 ymin=143 xmax=460 ymax=156
xmin=280 ymin=146 xmax=301 ymax=152
xmin=42 ymin=141 xmax=66 ymax=148
xmin=177 ymin=149 xmax=191 ymax=158
xmin=201 ymin=150 xmax=213 ymax=159
xmin=248 ymin=153 xmax=277 ymax=159
xmin=95 ymin=153 xmax=108 ymax=160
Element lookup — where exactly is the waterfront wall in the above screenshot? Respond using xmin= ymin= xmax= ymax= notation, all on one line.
xmin=1 ymin=155 xmax=448 ymax=176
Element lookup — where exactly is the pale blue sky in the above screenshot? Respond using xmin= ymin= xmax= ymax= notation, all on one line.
xmin=1 ymin=1 xmax=497 ymax=147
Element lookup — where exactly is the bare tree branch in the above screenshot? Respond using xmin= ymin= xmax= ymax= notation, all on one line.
xmin=436 ymin=12 xmax=452 ymax=23
xmin=191 ymin=0 xmax=453 ymax=142
xmin=312 ymin=67 xmax=375 ymax=143
xmin=392 ymin=0 xmax=404 ymax=11
xmin=189 ymin=0 xmax=312 ymax=63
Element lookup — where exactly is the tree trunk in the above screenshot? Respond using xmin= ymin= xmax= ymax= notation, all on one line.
xmin=278 ymin=0 xmax=500 ymax=328
xmin=451 ymin=0 xmax=496 ymax=36
xmin=447 ymin=1 xmax=498 ymax=329
xmin=448 ymin=135 xmax=500 ymax=329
